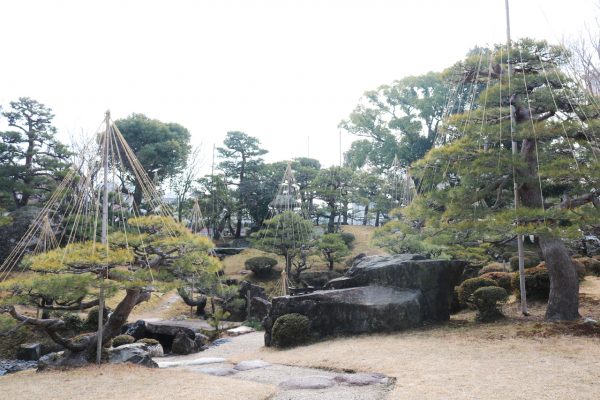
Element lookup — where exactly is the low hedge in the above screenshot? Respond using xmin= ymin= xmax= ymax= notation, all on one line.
xmin=479 ymin=272 xmax=513 ymax=292
xmin=472 ymin=286 xmax=508 ymax=322
xmin=457 ymin=277 xmax=498 ymax=306
xmin=112 ymin=334 xmax=135 ymax=347
xmin=511 ymin=265 xmax=550 ymax=300
xmin=245 ymin=256 xmax=277 ymax=277
xmin=271 ymin=313 xmax=310 ymax=348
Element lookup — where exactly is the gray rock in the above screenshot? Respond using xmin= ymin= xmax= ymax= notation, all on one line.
xmin=198 ymin=367 xmax=238 ymax=376
xmin=108 ymin=343 xmax=148 ymax=363
xmin=279 ymin=375 xmax=336 ymax=390
xmin=265 ymin=255 xmax=465 ymax=345
xmin=249 ymin=296 xmax=271 ymax=321
xmin=334 ymin=373 xmax=387 ymax=386
xmin=37 ymin=351 xmax=66 ymax=370
xmin=299 ymin=271 xmax=342 ymax=288
xmin=145 ymin=321 xmax=196 ymax=339
xmin=37 ymin=350 xmax=88 ymax=370
xmin=583 ymin=317 xmax=598 ymax=325
xmin=125 ymin=354 xmax=158 ymax=368
xmin=0 ymin=359 xmax=38 ymax=375
xmin=146 ymin=344 xmax=164 ymax=357
xmin=171 ymin=331 xmax=197 ymax=355
xmin=239 ymin=281 xmax=268 ymax=300
xmin=17 ymin=343 xmax=41 ymax=361
xmin=194 ymin=333 xmax=210 ymax=349
xmin=122 ymin=320 xmax=147 ymax=340
xmin=233 ymin=359 xmax=270 ymax=371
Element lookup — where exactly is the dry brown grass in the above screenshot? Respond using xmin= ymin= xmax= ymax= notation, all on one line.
xmin=340 ymin=225 xmax=389 ymax=257
xmin=0 ymin=364 xmax=275 ymax=400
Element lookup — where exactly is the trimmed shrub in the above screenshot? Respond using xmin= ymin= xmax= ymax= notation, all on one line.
xmin=471 ymin=286 xmax=508 ymax=322
xmin=339 ymin=232 xmax=356 ymax=247
xmin=62 ymin=313 xmax=85 ymax=332
xmin=511 ymin=265 xmax=550 ymax=300
xmin=112 ymin=334 xmax=135 ymax=347
xmin=478 ymin=262 xmax=507 ymax=275
xmin=136 ymin=338 xmax=160 ymax=345
xmin=479 ymin=272 xmax=513 ymax=292
xmin=457 ymin=277 xmax=498 ymax=306
xmin=245 ymin=256 xmax=277 ymax=277
xmin=577 ymin=257 xmax=600 ymax=276
xmin=271 ymin=313 xmax=310 ymax=348
xmin=509 ymin=254 xmax=541 ymax=271
xmin=85 ymin=305 xmax=108 ymax=329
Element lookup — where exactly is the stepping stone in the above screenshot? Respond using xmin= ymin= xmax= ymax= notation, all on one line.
xmin=279 ymin=375 xmax=336 ymax=390
xmin=227 ymin=326 xmax=255 ymax=336
xmin=234 ymin=359 xmax=270 ymax=371
xmin=198 ymin=367 xmax=238 ymax=376
xmin=157 ymin=357 xmax=226 ymax=368
xmin=334 ymin=373 xmax=387 ymax=386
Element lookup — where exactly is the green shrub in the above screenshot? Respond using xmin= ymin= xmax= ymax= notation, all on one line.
xmin=471 ymin=286 xmax=508 ymax=322
xmin=479 ymin=272 xmax=513 ymax=292
xmin=61 ymin=312 xmax=85 ymax=332
xmin=85 ymin=305 xmax=108 ymax=329
xmin=136 ymin=338 xmax=160 ymax=345
xmin=339 ymin=232 xmax=356 ymax=247
xmin=112 ymin=334 xmax=135 ymax=347
xmin=511 ymin=265 xmax=550 ymax=300
xmin=271 ymin=313 xmax=310 ymax=348
xmin=478 ymin=262 xmax=507 ymax=275
xmin=509 ymin=254 xmax=541 ymax=271
xmin=245 ymin=256 xmax=277 ymax=277
xmin=457 ymin=277 xmax=498 ymax=306
xmin=224 ymin=297 xmax=247 ymax=321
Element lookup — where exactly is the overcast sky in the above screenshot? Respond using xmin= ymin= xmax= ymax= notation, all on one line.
xmin=1 ymin=0 xmax=598 ymax=174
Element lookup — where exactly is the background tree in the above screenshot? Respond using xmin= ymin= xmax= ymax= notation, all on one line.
xmin=217 ymin=131 xmax=268 ymax=238
xmin=317 ymin=233 xmax=350 ymax=271
xmin=313 ymin=166 xmax=354 ymax=233
xmin=0 ymin=98 xmax=71 ymax=209
xmin=115 ymin=114 xmax=191 ymax=208
xmin=252 ymin=211 xmax=314 ymax=275
xmin=169 ymin=145 xmax=204 ymax=222
xmin=291 ymin=157 xmax=321 ymax=218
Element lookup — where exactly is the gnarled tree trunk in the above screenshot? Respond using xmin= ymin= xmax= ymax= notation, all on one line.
xmin=519 ymin=138 xmax=579 ymax=321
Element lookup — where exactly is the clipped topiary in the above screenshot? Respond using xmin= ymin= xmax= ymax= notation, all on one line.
xmin=457 ymin=277 xmax=498 ymax=306
xmin=478 ymin=262 xmax=507 ymax=275
xmin=112 ymin=334 xmax=135 ymax=347
xmin=136 ymin=338 xmax=160 ymax=345
xmin=471 ymin=286 xmax=508 ymax=322
xmin=84 ymin=305 xmax=109 ymax=329
xmin=509 ymin=254 xmax=541 ymax=271
xmin=339 ymin=232 xmax=356 ymax=247
xmin=479 ymin=272 xmax=513 ymax=292
xmin=511 ymin=265 xmax=550 ymax=300
xmin=271 ymin=313 xmax=310 ymax=348
xmin=245 ymin=256 xmax=277 ymax=277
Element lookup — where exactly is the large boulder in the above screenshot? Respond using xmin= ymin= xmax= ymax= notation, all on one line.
xmin=17 ymin=343 xmax=41 ymax=361
xmin=249 ymin=296 xmax=271 ymax=321
xmin=144 ymin=321 xmax=196 ymax=352
xmin=171 ymin=331 xmax=197 ymax=355
xmin=122 ymin=320 xmax=147 ymax=340
xmin=264 ymin=286 xmax=423 ymax=346
xmin=264 ymin=254 xmax=465 ymax=345
xmin=325 ymin=254 xmax=465 ymax=321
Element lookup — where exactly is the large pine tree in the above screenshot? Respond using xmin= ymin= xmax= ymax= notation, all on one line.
xmin=379 ymin=39 xmax=600 ymax=321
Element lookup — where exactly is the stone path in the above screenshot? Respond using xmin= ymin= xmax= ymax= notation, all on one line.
xmin=156 ymin=332 xmax=394 ymax=399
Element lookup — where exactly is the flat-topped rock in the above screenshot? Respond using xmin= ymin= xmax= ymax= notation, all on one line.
xmin=265 ymin=286 xmax=423 ymax=345
xmin=264 ymin=255 xmax=465 ymax=345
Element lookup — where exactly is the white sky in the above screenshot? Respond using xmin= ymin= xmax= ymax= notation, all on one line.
xmin=1 ymin=0 xmax=598 ymax=174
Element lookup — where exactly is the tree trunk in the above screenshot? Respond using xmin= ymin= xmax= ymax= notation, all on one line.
xmin=362 ymin=203 xmax=369 ymax=226
xmin=342 ymin=200 xmax=349 ymax=225
xmin=133 ymin=182 xmax=143 ymax=212
xmin=375 ymin=211 xmax=381 ymax=227
xmin=519 ymin=138 xmax=579 ymax=321
xmin=327 ymin=202 xmax=336 ymax=233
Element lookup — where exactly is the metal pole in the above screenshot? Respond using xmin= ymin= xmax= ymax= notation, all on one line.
xmin=97 ymin=111 xmax=110 ymax=364
xmin=505 ymin=0 xmax=528 ymax=315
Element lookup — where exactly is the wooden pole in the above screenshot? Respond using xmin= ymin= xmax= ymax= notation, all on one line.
xmin=97 ymin=110 xmax=110 ymax=364
xmin=505 ymin=0 xmax=528 ymax=315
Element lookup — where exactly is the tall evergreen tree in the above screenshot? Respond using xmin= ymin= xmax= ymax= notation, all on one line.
xmin=0 ymin=98 xmax=70 ymax=209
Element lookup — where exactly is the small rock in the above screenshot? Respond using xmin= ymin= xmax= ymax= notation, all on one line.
xmin=334 ymin=373 xmax=387 ymax=386
xmin=17 ymin=343 xmax=41 ymax=361
xmin=233 ymin=359 xmax=270 ymax=371
xmin=37 ymin=351 xmax=65 ymax=370
xmin=211 ymin=338 xmax=231 ymax=347
xmin=227 ymin=326 xmax=255 ymax=336
xmin=198 ymin=367 xmax=238 ymax=376
xmin=583 ymin=317 xmax=598 ymax=325
xmin=172 ymin=331 xmax=197 ymax=355
xmin=157 ymin=357 xmax=226 ymax=368
xmin=146 ymin=344 xmax=164 ymax=358
xmin=279 ymin=375 xmax=336 ymax=390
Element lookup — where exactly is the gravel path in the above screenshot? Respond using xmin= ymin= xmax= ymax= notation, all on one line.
xmin=157 ymin=332 xmax=394 ymax=400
